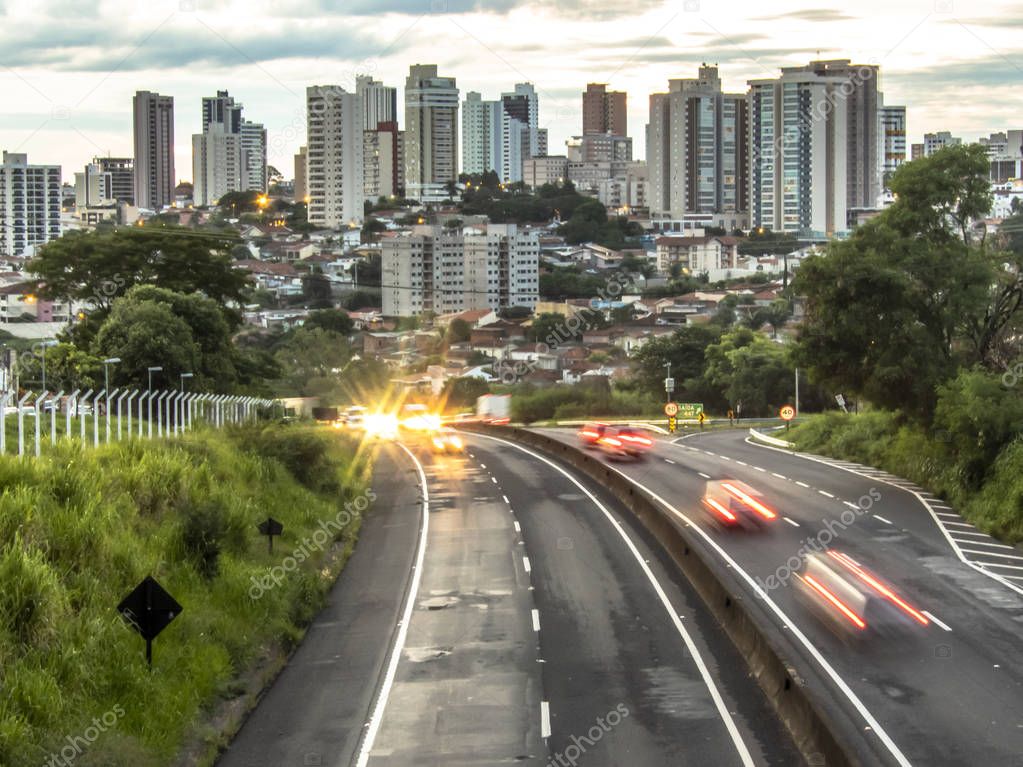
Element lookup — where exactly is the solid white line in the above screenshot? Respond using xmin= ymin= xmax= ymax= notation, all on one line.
xmin=698 ymin=472 xmax=711 ymax=479
xmin=943 ymin=521 xmax=977 ymax=528
xmin=922 ymin=610 xmax=952 ymax=632
xmin=874 ymin=515 xmax=893 ymax=525
xmin=953 ymin=539 xmax=1016 ymax=550
xmin=514 ymin=521 xmax=521 ymax=533
xmin=744 ymin=437 xmax=1023 ymax=599
xmin=951 ymin=530 xmax=999 ymax=538
xmin=587 ymin=462 xmax=913 ymax=767
xmin=355 ymin=443 xmax=431 ymax=767
xmin=503 ymin=494 xmax=510 ymax=504
xmin=818 ymin=490 xmax=834 ymax=498
xmin=540 ymin=701 xmax=551 ymax=738
xmin=783 ymin=517 xmax=800 ymax=528
xmin=795 ymin=480 xmax=810 ymax=488
xmin=979 ymin=562 xmax=1023 ymax=571
xmin=935 ymin=512 xmax=960 ymax=518
xmin=474 ymin=433 xmax=757 ymax=767
xmin=772 ymin=472 xmax=787 ymax=480
xmin=531 ymin=609 xmax=541 ymax=632
xmin=960 ymin=549 xmax=1023 ymax=561
xmin=719 ymin=455 xmax=731 ymax=461
xmin=522 ymin=556 xmax=532 ymax=574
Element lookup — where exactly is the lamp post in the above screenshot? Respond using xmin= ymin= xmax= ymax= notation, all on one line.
xmin=147 ymin=366 xmax=162 ymax=439
xmin=103 ymin=357 xmax=121 ymax=393
xmin=179 ymin=373 xmax=193 ymax=434
xmin=39 ymin=339 xmax=58 ymax=392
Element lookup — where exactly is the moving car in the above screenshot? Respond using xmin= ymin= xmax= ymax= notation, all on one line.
xmin=577 ymin=422 xmax=609 ymax=448
xmin=699 ymin=478 xmax=777 ymax=528
xmin=431 ymin=427 xmax=465 ymax=454
xmin=595 ymin=426 xmax=653 ymax=459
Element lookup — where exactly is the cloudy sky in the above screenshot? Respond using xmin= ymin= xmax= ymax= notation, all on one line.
xmin=2 ymin=0 xmax=1022 ymax=182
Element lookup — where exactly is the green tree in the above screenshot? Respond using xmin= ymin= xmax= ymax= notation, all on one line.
xmin=273 ymin=327 xmax=353 ymax=397
xmin=704 ymin=329 xmax=792 ymax=416
xmin=446 ymin=318 xmax=472 ymax=344
xmin=17 ymin=343 xmax=103 ymax=391
xmin=304 ymin=308 xmax=355 ymax=336
xmin=631 ymin=325 xmax=723 ymax=400
xmin=441 ymin=376 xmax=490 ymax=409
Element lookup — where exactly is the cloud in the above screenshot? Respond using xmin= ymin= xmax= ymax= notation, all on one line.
xmin=753 ymin=9 xmax=854 ymax=22
xmin=889 ymin=54 xmax=1023 ymax=89
xmin=268 ymin=0 xmax=665 ymax=19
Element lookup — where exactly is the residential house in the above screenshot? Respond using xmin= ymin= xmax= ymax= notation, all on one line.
xmin=655 ymin=236 xmax=740 ymax=275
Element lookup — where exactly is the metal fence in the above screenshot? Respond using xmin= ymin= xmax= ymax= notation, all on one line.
xmin=0 ymin=389 xmax=275 ymax=458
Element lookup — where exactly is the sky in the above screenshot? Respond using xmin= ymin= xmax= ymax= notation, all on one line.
xmin=1 ymin=0 xmax=1022 ymax=183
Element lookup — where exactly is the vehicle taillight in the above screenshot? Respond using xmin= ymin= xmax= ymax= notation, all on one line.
xmin=826 ymin=551 xmax=929 ymax=626
xmin=720 ymin=482 xmax=776 ymax=520
xmin=703 ymin=496 xmax=737 ymax=522
xmin=799 ymin=573 xmax=867 ymax=630
xmin=600 ymin=436 xmax=622 ymax=448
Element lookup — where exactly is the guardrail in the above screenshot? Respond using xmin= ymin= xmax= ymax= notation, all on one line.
xmin=0 ymin=389 xmax=275 ymax=457
xmin=749 ymin=427 xmax=796 ymax=449
xmin=461 ymin=423 xmax=868 ymax=767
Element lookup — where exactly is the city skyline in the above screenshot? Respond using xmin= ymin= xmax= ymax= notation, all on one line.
xmin=1 ymin=0 xmax=1022 ymax=177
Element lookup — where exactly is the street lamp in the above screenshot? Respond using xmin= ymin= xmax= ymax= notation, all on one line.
xmin=147 ymin=365 xmax=163 ymax=392
xmin=102 ymin=357 xmax=121 ymax=392
xmin=180 ymin=372 xmax=193 ymax=390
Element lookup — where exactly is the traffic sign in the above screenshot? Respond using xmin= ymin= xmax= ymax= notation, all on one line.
xmin=678 ymin=403 xmax=703 ymax=419
xmin=668 ymin=415 xmax=677 ymax=433
xmin=664 ymin=402 xmax=679 ymax=417
xmin=698 ymin=412 xmax=706 ymax=424
xmin=118 ymin=576 xmax=182 ymax=668
xmin=664 ymin=377 xmax=675 ymax=393
xmin=258 ymin=517 xmax=284 ymax=553
xmin=780 ymin=405 xmax=796 ymax=421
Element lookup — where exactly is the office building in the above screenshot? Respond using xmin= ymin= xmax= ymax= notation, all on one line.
xmin=133 ymin=90 xmax=175 ymax=210
xmin=981 ymin=130 xmax=1023 ymax=183
xmin=911 ymin=143 xmax=924 ymax=160
xmin=91 ymin=157 xmax=133 ymax=203
xmin=462 ymin=92 xmax=502 ymax=176
xmin=241 ymin=121 xmax=268 ymax=193
xmin=646 ymin=66 xmax=748 ymax=223
xmin=462 ymin=84 xmax=547 ymax=183
xmin=879 ymin=103 xmax=907 ymax=190
xmin=363 ymin=122 xmax=404 ymax=200
xmin=294 ymin=146 xmax=308 ymax=202
xmin=923 ymin=131 xmax=961 ymax=157
xmin=583 ymin=83 xmax=627 ymax=136
xmin=357 ymin=76 xmax=398 ymax=131
xmin=566 ymin=133 xmax=633 ymax=163
xmin=306 ymin=85 xmax=364 ymax=228
xmin=0 ymin=151 xmax=61 ymax=257
xmin=382 ymin=224 xmax=539 ymax=316
xmin=523 ymin=155 xmax=568 ymax=188
xmin=192 ymin=91 xmax=267 ymax=207
xmin=405 ymin=64 xmax=459 ymax=202
xmin=74 ymin=162 xmax=115 ymax=207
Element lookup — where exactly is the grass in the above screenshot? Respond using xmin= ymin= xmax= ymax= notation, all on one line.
xmin=788 ymin=411 xmax=1023 ymax=544
xmin=0 ymin=421 xmax=371 ymax=766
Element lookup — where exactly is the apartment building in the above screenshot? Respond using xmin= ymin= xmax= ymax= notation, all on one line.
xmin=133 ymin=91 xmax=175 ymax=210
xmin=0 ymin=151 xmax=61 ymax=257
xmin=306 ymin=84 xmax=364 ymax=228
xmin=405 ymin=65 xmax=459 ymax=202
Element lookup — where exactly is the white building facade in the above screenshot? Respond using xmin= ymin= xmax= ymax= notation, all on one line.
xmin=306 ymin=84 xmax=364 ymax=228
xmin=0 ymin=152 xmax=61 ymax=257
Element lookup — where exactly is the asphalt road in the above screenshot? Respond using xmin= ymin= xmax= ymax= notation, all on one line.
xmin=536 ymin=426 xmax=1023 ymax=766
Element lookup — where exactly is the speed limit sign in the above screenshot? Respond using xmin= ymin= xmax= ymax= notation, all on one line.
xmin=664 ymin=402 xmax=679 ymax=417
xmin=779 ymin=405 xmax=796 ymax=421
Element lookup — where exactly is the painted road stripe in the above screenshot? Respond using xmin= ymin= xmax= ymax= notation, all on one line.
xmin=698 ymin=472 xmax=711 ymax=479
xmin=818 ymin=490 xmax=834 ymax=498
xmin=540 ymin=701 xmax=551 ymax=738
xmin=960 ymin=549 xmax=1023 ymax=561
xmin=522 ymin=556 xmax=532 ymax=573
xmin=735 ymin=460 xmax=748 ymax=466
xmin=503 ymin=495 xmax=510 ymax=504
xmin=665 ymin=459 xmax=676 ymax=464
xmin=936 ymin=512 xmax=960 ymax=518
xmin=531 ymin=609 xmax=541 ymax=632
xmin=772 ymin=472 xmax=787 ymax=480
xmin=922 ymin=611 xmax=952 ymax=632
xmin=979 ymin=562 xmax=1023 ymax=571
xmin=492 ymin=477 xmax=498 ymax=484
xmin=795 ymin=480 xmax=810 ymax=488
xmin=844 ymin=501 xmax=860 ymax=510
xmin=719 ymin=455 xmax=731 ymax=461
xmin=753 ymin=466 xmax=767 ymax=472
xmin=704 ymin=450 xmax=716 ymax=456
xmin=955 ymin=539 xmax=1016 ymax=550
xmin=874 ymin=515 xmax=893 ymax=524
xmin=513 ymin=521 xmax=521 ymax=533
xmin=480 ymin=463 xmax=486 ymax=469
xmin=784 ymin=517 xmax=800 ymax=528
xmin=953 ymin=530 xmax=1000 ymax=538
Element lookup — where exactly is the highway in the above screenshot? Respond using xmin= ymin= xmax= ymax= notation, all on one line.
xmin=534 ymin=426 xmax=1023 ymax=766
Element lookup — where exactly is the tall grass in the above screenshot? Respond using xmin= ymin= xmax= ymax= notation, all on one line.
xmin=0 ymin=422 xmax=370 ymax=766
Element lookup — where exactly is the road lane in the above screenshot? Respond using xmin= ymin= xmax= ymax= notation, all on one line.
xmin=534 ymin=427 xmax=1023 ymax=766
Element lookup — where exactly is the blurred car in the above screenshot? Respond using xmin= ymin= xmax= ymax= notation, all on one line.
xmin=794 ymin=550 xmax=930 ymax=637
xmin=431 ymin=427 xmax=465 ymax=454
xmin=343 ymin=405 xmax=367 ymax=429
xmin=700 ymin=479 xmax=777 ymax=528
xmin=577 ymin=423 xmax=609 ymax=448
xmin=595 ymin=426 xmax=653 ymax=459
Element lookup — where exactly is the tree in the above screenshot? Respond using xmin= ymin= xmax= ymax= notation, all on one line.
xmin=302 ymin=272 xmax=333 ymax=304
xmin=29 ymin=227 xmax=248 ymax=312
xmin=446 ymin=318 xmax=472 ymax=344
xmin=441 ymin=376 xmax=490 ymax=409
xmin=273 ymin=327 xmax=353 ymax=397
xmin=304 ymin=308 xmax=354 ymax=336
xmin=794 ymin=144 xmax=998 ymax=416
xmin=631 ymin=325 xmax=723 ymax=400
xmin=17 ymin=343 xmax=103 ymax=391
xmin=704 ymin=329 xmax=792 ymax=416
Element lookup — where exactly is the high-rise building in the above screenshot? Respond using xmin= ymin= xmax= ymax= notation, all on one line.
xmin=879 ymin=103 xmax=906 ymax=191
xmin=923 ymin=131 xmax=962 ymax=157
xmin=462 ymin=92 xmax=502 ymax=176
xmin=980 ymin=130 xmax=1023 ymax=183
xmin=357 ymin=76 xmax=397 ymax=131
xmin=646 ymin=66 xmax=748 ymax=222
xmin=748 ymin=60 xmax=880 ymax=236
xmin=404 ymin=64 xmax=459 ymax=201
xmin=363 ymin=122 xmax=404 ymax=200
xmin=381 ymin=224 xmax=539 ymax=316
xmin=294 ymin=146 xmax=308 ymax=202
xmin=583 ymin=83 xmax=627 ymax=137
xmin=306 ymin=85 xmax=364 ymax=228
xmin=500 ymin=83 xmax=543 ymax=184
xmin=192 ymin=91 xmax=267 ymax=207
xmin=90 ymin=157 xmax=134 ymax=203
xmin=911 ymin=143 xmax=924 ymax=160
xmin=75 ymin=163 xmax=114 ymax=207
xmin=0 ymin=151 xmax=61 ymax=257
xmin=133 ymin=91 xmax=175 ymax=210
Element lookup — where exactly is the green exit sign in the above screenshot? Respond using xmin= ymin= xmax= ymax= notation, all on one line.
xmin=678 ymin=403 xmax=704 ymax=419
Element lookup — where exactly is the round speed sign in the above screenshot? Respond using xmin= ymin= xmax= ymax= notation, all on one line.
xmin=664 ymin=402 xmax=679 ymax=417
xmin=779 ymin=405 xmax=796 ymax=421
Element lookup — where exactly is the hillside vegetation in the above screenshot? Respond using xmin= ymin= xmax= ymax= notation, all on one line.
xmin=0 ymin=423 xmax=370 ymax=766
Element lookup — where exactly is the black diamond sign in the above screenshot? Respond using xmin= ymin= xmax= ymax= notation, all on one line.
xmin=117 ymin=575 xmax=182 ymax=667
xmin=257 ymin=517 xmax=284 ymax=552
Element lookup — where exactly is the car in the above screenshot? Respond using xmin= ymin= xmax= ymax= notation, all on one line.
xmin=595 ymin=426 xmax=653 ymax=459
xmin=577 ymin=422 xmax=609 ymax=448
xmin=431 ymin=427 xmax=465 ymax=454
xmin=794 ymin=550 xmax=931 ymax=638
xmin=343 ymin=405 xmax=367 ymax=429
xmin=699 ymin=478 xmax=777 ymax=528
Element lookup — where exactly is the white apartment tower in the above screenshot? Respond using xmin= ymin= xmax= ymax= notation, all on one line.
xmin=461 ymin=92 xmax=502 ymax=176
xmin=306 ymin=85 xmax=364 ymax=228
xmin=879 ymin=103 xmax=906 ymax=192
xmin=133 ymin=91 xmax=175 ymax=210
xmin=358 ymin=76 xmax=403 ymax=201
xmin=0 ymin=152 xmax=61 ymax=257
xmin=382 ymin=224 xmax=539 ymax=317
xmin=404 ymin=65 xmax=459 ymax=201
xmin=192 ymin=91 xmax=267 ymax=207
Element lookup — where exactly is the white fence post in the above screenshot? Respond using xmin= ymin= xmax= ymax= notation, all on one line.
xmin=79 ymin=388 xmax=93 ymax=444
xmin=17 ymin=391 xmax=32 ymax=457
xmin=33 ymin=391 xmax=47 ymax=457
xmin=92 ymin=389 xmax=105 ymax=448
xmin=50 ymin=390 xmax=64 ymax=446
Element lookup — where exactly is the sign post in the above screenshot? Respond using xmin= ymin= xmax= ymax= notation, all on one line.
xmin=117 ymin=576 xmax=182 ymax=669
xmin=664 ymin=401 xmax=679 ymax=434
xmin=780 ymin=404 xmax=796 ymax=430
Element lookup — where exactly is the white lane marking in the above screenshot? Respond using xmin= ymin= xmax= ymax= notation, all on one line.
xmin=922 ymin=611 xmax=952 ymax=632
xmin=523 ymin=556 xmax=532 ymax=574
xmin=952 ymin=530 xmax=1001 ymax=538
xmin=719 ymin=455 xmax=731 ymax=462
xmin=784 ymin=517 xmax=800 ymax=528
xmin=980 ymin=562 xmax=1023 ymax=571
xmin=844 ymin=501 xmax=860 ymax=510
xmin=585 ymin=463 xmax=913 ymax=767
xmin=744 ymin=437 xmax=1023 ymax=598
xmin=698 ymin=472 xmax=711 ymax=479
xmin=665 ymin=459 xmax=676 ymax=464
xmin=540 ymin=701 xmax=552 ymax=738
xmin=818 ymin=490 xmax=835 ymax=498
xmin=532 ymin=609 xmax=541 ymax=632
xmin=492 ymin=477 xmax=498 ymax=484
xmin=874 ymin=515 xmax=893 ymax=525
xmin=704 ymin=450 xmax=717 ymax=456
xmin=735 ymin=460 xmax=748 ymax=466
xmin=480 ymin=463 xmax=486 ymax=469
xmin=355 ymin=443 xmax=431 ymax=767
xmin=953 ymin=539 xmax=1016 ymax=550
xmin=935 ymin=512 xmax=960 ymax=518
xmin=959 ymin=549 xmax=1023 ymax=561
xmin=514 ymin=521 xmax=521 ymax=533
xmin=772 ymin=472 xmax=787 ymax=480
xmin=503 ymin=495 xmax=510 ymax=504
xmin=753 ymin=466 xmax=767 ymax=472
xmin=795 ymin=480 xmax=810 ymax=488
xmin=475 ymin=434 xmax=757 ymax=767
